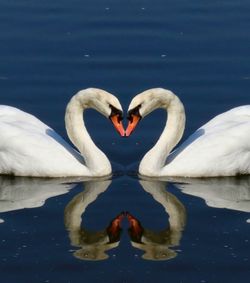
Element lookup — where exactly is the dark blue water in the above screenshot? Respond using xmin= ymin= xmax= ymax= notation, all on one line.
xmin=0 ymin=0 xmax=250 ymax=282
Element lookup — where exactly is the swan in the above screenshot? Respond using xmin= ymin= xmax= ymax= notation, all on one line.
xmin=0 ymin=88 xmax=125 ymax=177
xmin=126 ymin=88 xmax=250 ymax=177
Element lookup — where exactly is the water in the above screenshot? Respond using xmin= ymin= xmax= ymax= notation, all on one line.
xmin=0 ymin=0 xmax=250 ymax=282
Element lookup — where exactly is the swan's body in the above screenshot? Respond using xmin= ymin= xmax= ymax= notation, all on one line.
xmin=127 ymin=88 xmax=250 ymax=177
xmin=0 ymin=88 xmax=124 ymax=177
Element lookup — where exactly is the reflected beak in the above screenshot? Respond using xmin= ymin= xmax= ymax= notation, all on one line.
xmin=126 ymin=212 xmax=143 ymax=242
xmin=106 ymin=212 xmax=125 ymax=242
xmin=125 ymin=114 xmax=141 ymax=136
xmin=110 ymin=115 xmax=125 ymax=136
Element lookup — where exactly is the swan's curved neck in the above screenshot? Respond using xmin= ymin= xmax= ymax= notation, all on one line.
xmin=140 ymin=91 xmax=186 ymax=176
xmin=65 ymin=91 xmax=111 ymax=175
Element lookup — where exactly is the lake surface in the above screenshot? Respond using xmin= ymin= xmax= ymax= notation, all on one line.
xmin=0 ymin=0 xmax=250 ymax=282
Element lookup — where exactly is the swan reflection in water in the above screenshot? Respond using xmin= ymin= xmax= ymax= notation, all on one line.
xmin=64 ymin=180 xmax=124 ymax=261
xmin=127 ymin=180 xmax=187 ymax=261
xmin=167 ymin=176 xmax=250 ymax=213
xmin=127 ymin=175 xmax=250 ymax=260
xmin=64 ymin=179 xmax=187 ymax=261
xmin=0 ymin=175 xmax=81 ymax=218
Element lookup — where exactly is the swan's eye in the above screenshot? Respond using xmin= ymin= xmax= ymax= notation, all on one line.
xmin=109 ymin=105 xmax=123 ymax=122
xmin=127 ymin=105 xmax=141 ymax=121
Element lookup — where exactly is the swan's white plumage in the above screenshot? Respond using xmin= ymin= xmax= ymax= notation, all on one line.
xmin=165 ymin=105 xmax=250 ymax=177
xmin=129 ymin=88 xmax=250 ymax=177
xmin=0 ymin=88 xmax=122 ymax=177
xmin=0 ymin=105 xmax=87 ymax=177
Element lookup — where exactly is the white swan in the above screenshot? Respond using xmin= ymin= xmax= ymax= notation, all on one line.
xmin=126 ymin=88 xmax=250 ymax=177
xmin=0 ymin=88 xmax=125 ymax=177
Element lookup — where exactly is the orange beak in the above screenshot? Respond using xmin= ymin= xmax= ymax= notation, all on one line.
xmin=110 ymin=115 xmax=125 ymax=136
xmin=125 ymin=114 xmax=141 ymax=136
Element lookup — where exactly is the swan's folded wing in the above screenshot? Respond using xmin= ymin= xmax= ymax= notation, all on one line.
xmin=166 ymin=107 xmax=250 ymax=177
xmin=0 ymin=106 xmax=86 ymax=176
